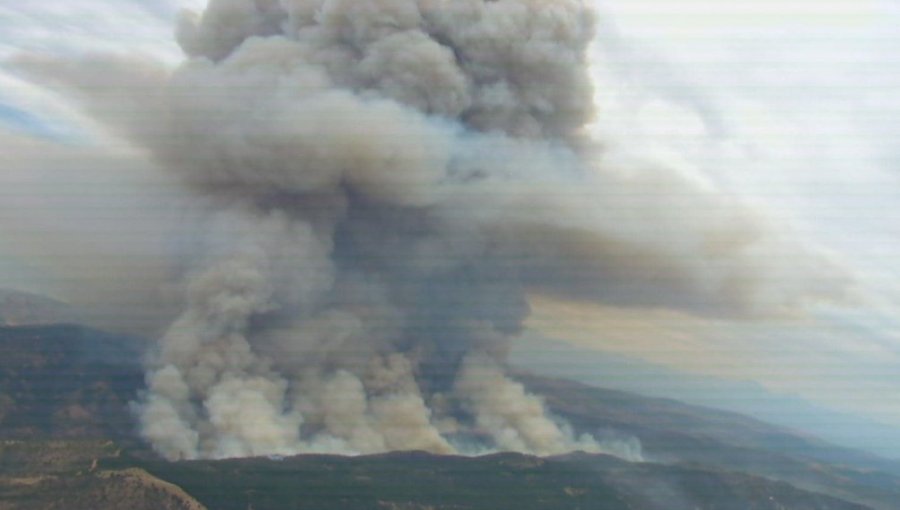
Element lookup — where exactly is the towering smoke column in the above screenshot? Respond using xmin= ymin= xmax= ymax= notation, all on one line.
xmin=137 ymin=0 xmax=611 ymax=460
xmin=16 ymin=0 xmax=847 ymax=460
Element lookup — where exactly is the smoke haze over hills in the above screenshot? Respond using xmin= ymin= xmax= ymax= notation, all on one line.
xmin=1 ymin=0 xmax=866 ymax=461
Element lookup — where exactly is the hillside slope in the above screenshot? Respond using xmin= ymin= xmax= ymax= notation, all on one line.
xmin=0 ymin=325 xmax=143 ymax=440
xmin=126 ymin=451 xmax=870 ymax=510
xmin=1 ymin=324 xmax=899 ymax=509
xmin=0 ymin=290 xmax=75 ymax=327
xmin=0 ymin=440 xmax=206 ymax=510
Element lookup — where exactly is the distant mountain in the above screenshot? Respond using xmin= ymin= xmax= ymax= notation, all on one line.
xmin=520 ymin=374 xmax=900 ymax=510
xmin=2 ymin=324 xmax=900 ymax=509
xmin=0 ymin=289 xmax=76 ymax=327
xmin=511 ymin=334 xmax=900 ymax=459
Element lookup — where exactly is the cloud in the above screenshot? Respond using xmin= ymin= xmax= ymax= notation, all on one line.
xmin=3 ymin=0 xmax=889 ymax=458
xmin=0 ymin=2 xmax=182 ymax=64
xmin=0 ymin=129 xmax=189 ymax=333
xmin=12 ymin=49 xmax=851 ymax=320
xmin=516 ymin=0 xmax=900 ymax=432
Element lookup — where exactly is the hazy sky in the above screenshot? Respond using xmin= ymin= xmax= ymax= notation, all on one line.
xmin=573 ymin=0 xmax=900 ymax=427
xmin=2 ymin=0 xmax=900 ymax=431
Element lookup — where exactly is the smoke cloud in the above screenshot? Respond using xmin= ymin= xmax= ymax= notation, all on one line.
xmin=12 ymin=0 xmax=848 ymax=460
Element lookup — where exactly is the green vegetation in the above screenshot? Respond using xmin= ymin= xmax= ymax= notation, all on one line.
xmin=0 ymin=325 xmax=143 ymax=440
xmin=1 ymin=325 xmax=898 ymax=509
xmin=0 ymin=440 xmax=204 ymax=510
xmin=111 ymin=451 xmax=867 ymax=510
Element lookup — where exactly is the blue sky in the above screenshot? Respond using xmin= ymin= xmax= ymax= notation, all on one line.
xmin=1 ymin=0 xmax=899 ymax=449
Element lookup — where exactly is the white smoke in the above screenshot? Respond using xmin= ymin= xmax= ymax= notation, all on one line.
xmin=11 ymin=0 xmax=850 ymax=460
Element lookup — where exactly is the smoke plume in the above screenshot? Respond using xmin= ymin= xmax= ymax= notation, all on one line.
xmin=13 ymin=0 xmax=848 ymax=460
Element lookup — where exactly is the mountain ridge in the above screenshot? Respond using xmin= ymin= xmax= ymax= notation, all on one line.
xmin=2 ymin=323 xmax=899 ymax=509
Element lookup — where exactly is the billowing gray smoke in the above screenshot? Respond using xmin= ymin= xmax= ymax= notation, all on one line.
xmin=14 ymin=0 xmax=848 ymax=460
xmin=139 ymin=0 xmax=613 ymax=460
